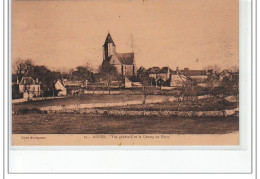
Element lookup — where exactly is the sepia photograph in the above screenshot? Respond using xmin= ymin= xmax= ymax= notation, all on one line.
xmin=11 ymin=0 xmax=239 ymax=145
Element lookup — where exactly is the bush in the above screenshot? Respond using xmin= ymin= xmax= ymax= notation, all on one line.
xmin=15 ymin=107 xmax=43 ymax=115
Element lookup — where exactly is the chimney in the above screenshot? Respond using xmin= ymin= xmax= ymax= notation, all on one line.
xmin=36 ymin=78 xmax=39 ymax=83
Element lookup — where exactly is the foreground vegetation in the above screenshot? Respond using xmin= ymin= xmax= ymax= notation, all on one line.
xmin=12 ymin=113 xmax=238 ymax=134
xmin=12 ymin=93 xmax=239 ymax=134
xmin=95 ymin=97 xmax=237 ymax=112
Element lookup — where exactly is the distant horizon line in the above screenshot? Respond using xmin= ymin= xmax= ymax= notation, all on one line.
xmin=11 ymin=57 xmax=239 ymax=74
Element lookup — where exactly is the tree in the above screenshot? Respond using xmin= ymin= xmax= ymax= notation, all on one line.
xmin=218 ymin=80 xmax=238 ymax=97
xmin=137 ymin=68 xmax=150 ymax=89
xmin=175 ymin=85 xmax=184 ymax=111
xmin=182 ymin=81 xmax=196 ymax=100
xmin=228 ymin=65 xmax=239 ymax=73
xmin=12 ymin=58 xmax=34 ymax=80
xmin=98 ymin=61 xmax=120 ymax=94
xmin=32 ymin=65 xmax=61 ymax=95
xmin=49 ymin=71 xmax=61 ymax=97
xmin=137 ymin=68 xmax=150 ymax=104
xmin=115 ymin=74 xmax=123 ymax=88
xmin=178 ymin=81 xmax=200 ymax=110
xmin=33 ymin=65 xmax=51 ymax=81
xmin=205 ymin=77 xmax=215 ymax=98
xmin=12 ymin=58 xmax=67 ymax=97
xmin=203 ymin=64 xmax=222 ymax=74
xmin=73 ymin=64 xmax=93 ymax=86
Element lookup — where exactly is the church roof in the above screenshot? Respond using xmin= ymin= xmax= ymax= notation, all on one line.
xmin=103 ymin=33 xmax=116 ymax=46
xmin=115 ymin=52 xmax=134 ymax=65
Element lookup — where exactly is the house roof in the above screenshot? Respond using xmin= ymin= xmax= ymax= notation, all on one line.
xmin=219 ymin=69 xmax=231 ymax=76
xmin=103 ymin=33 xmax=116 ymax=46
xmin=115 ymin=52 xmax=134 ymax=65
xmin=184 ymin=70 xmax=206 ymax=76
xmin=171 ymin=70 xmax=184 ymax=75
xmin=148 ymin=67 xmax=161 ymax=74
xmin=19 ymin=77 xmax=37 ymax=85
xmin=171 ymin=74 xmax=187 ymax=81
xmin=137 ymin=66 xmax=147 ymax=73
xmin=63 ymin=80 xmax=82 ymax=87
xmin=55 ymin=79 xmax=65 ymax=86
xmin=158 ymin=67 xmax=173 ymax=74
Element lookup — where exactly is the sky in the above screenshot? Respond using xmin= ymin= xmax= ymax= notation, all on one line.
xmin=12 ymin=0 xmax=238 ymax=72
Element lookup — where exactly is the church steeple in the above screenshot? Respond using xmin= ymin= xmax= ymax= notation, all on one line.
xmin=103 ymin=32 xmax=116 ymax=61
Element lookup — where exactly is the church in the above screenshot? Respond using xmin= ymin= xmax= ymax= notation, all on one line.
xmin=101 ymin=33 xmax=136 ymax=77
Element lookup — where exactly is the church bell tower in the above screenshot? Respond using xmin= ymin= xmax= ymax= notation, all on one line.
xmin=103 ymin=32 xmax=116 ymax=61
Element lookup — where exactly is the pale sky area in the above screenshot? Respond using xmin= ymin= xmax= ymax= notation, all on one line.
xmin=12 ymin=0 xmax=238 ymax=71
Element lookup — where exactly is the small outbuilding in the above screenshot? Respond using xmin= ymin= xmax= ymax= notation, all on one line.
xmin=54 ymin=79 xmax=67 ymax=96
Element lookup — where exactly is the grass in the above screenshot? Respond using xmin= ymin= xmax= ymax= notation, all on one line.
xmin=12 ymin=113 xmax=238 ymax=134
xmin=96 ymin=98 xmax=237 ymax=111
xmin=12 ymin=94 xmax=144 ymax=111
xmin=12 ymin=94 xmax=239 ymax=134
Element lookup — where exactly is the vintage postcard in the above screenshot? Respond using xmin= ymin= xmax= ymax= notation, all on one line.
xmin=11 ymin=0 xmax=239 ymax=146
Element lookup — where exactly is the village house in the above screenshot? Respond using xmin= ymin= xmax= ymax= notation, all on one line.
xmin=170 ymin=74 xmax=187 ymax=87
xmin=54 ymin=79 xmax=67 ymax=96
xmin=144 ymin=66 xmax=215 ymax=87
xmin=170 ymin=68 xmax=188 ymax=87
xmin=18 ymin=76 xmax=41 ymax=99
xmin=182 ymin=68 xmax=208 ymax=83
xmin=147 ymin=67 xmax=161 ymax=79
xmin=54 ymin=77 xmax=88 ymax=96
xmin=156 ymin=67 xmax=173 ymax=82
xmin=63 ymin=79 xmax=86 ymax=95
xmin=136 ymin=66 xmax=147 ymax=79
xmin=102 ymin=32 xmax=136 ymax=77
xmin=219 ymin=69 xmax=233 ymax=82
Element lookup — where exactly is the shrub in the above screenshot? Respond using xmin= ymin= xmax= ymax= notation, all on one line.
xmin=15 ymin=107 xmax=42 ymax=115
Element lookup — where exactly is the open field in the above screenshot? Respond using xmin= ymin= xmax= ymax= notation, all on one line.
xmin=12 ymin=94 xmax=239 ymax=134
xmin=12 ymin=113 xmax=238 ymax=134
xmin=96 ymin=97 xmax=238 ymax=111
xmin=12 ymin=94 xmax=237 ymax=111
xmin=12 ymin=94 xmax=146 ymax=111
